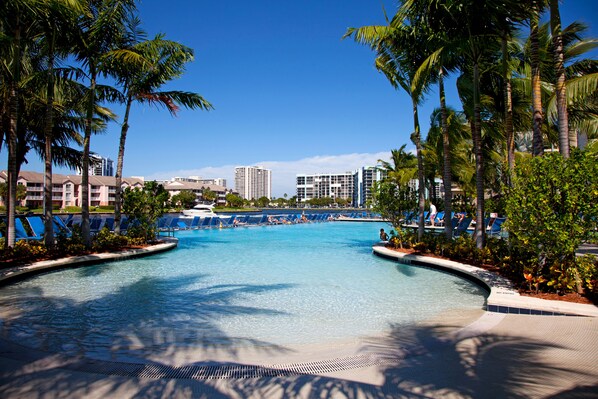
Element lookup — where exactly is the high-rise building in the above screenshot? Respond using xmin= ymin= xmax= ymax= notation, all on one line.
xmin=353 ymin=166 xmax=387 ymax=207
xmin=296 ymin=172 xmax=354 ymax=204
xmin=77 ymin=155 xmax=114 ymax=176
xmin=234 ymin=166 xmax=272 ymax=200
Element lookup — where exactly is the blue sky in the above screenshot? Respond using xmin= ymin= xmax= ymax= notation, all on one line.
xmin=4 ymin=0 xmax=597 ymax=197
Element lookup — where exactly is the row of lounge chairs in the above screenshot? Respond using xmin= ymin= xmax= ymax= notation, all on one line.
xmin=7 ymin=215 xmax=71 ymax=241
xmin=402 ymin=211 xmax=507 ymax=238
xmin=157 ymin=212 xmax=337 ymax=232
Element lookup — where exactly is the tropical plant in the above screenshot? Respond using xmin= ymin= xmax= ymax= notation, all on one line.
xmin=345 ymin=14 xmax=431 ymax=239
xmin=71 ymin=0 xmax=137 ymax=248
xmin=170 ymin=190 xmax=196 ymax=210
xmin=110 ymin=30 xmax=213 ymax=234
xmin=505 ymin=150 xmax=598 ymax=293
xmin=122 ymin=181 xmax=169 ymax=243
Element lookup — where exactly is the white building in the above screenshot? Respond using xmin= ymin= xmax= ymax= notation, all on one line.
xmin=76 ymin=155 xmax=114 ymax=177
xmin=296 ymin=172 xmax=354 ymax=204
xmin=234 ymin=166 xmax=272 ymax=200
xmin=173 ymin=176 xmax=227 ymax=188
xmin=353 ymin=166 xmax=387 ymax=207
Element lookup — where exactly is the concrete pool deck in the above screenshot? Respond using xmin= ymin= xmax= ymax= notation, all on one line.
xmin=0 ymin=241 xmax=597 ymax=397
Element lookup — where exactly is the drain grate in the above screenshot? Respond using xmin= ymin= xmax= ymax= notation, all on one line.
xmin=71 ymin=354 xmax=397 ymax=380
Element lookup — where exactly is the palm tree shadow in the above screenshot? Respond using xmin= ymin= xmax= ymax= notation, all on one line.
xmin=0 ymin=273 xmax=297 ymax=365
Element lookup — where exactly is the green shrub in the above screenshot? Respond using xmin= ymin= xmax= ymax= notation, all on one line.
xmin=576 ymin=255 xmax=598 ymax=295
xmin=92 ymin=227 xmax=128 ymax=252
xmin=64 ymin=206 xmax=82 ymax=213
xmin=505 ymin=150 xmax=598 ymax=293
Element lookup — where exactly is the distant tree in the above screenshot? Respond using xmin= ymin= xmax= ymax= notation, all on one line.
xmin=202 ymin=187 xmax=216 ymax=203
xmin=170 ymin=190 xmax=196 ymax=209
xmin=225 ymin=193 xmax=244 ymax=208
xmin=0 ymin=183 xmax=27 ymax=204
xmin=256 ymin=196 xmax=270 ymax=208
xmin=274 ymin=197 xmax=287 ymax=207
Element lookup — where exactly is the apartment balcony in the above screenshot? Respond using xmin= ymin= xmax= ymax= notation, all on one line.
xmin=91 ymin=189 xmax=101 ymax=193
xmin=27 ymin=195 xmax=43 ymax=200
xmin=27 ymin=186 xmax=43 ymax=192
xmin=52 ymin=195 xmax=63 ymax=200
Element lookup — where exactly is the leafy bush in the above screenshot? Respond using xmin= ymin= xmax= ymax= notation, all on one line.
xmin=505 ymin=149 xmax=598 ymax=293
xmin=63 ymin=206 xmax=82 ymax=213
xmin=92 ymin=227 xmax=128 ymax=252
xmin=1 ymin=239 xmax=48 ymax=263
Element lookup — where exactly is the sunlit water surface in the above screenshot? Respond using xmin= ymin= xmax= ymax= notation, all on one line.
xmin=0 ymin=222 xmax=487 ymax=361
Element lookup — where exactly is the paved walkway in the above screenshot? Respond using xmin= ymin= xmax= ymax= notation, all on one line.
xmin=0 ymin=241 xmax=597 ymax=398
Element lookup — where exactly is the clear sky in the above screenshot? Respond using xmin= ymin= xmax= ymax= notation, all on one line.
xmin=3 ymin=0 xmax=597 ymax=197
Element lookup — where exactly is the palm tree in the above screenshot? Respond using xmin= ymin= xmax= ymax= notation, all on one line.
xmin=530 ymin=0 xmax=546 ymax=156
xmin=378 ymin=145 xmax=418 ymax=186
xmin=111 ymin=32 xmax=213 ymax=234
xmin=345 ymin=13 xmax=431 ymax=240
xmin=38 ymin=0 xmax=84 ymax=248
xmin=72 ymin=0 xmax=136 ymax=248
xmin=0 ymin=0 xmax=38 ymax=247
xmin=549 ymin=0 xmax=569 ymax=157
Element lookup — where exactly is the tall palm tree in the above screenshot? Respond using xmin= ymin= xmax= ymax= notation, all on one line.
xmin=378 ymin=145 xmax=418 ymax=186
xmin=549 ymin=0 xmax=569 ymax=157
xmin=111 ymin=33 xmax=213 ymax=234
xmin=72 ymin=0 xmax=136 ymax=248
xmin=0 ymin=0 xmax=38 ymax=247
xmin=345 ymin=14 xmax=431 ymax=240
xmin=530 ymin=0 xmax=546 ymax=156
xmin=39 ymin=0 xmax=84 ymax=248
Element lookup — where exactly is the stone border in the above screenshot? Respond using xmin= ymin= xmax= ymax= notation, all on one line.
xmin=373 ymin=244 xmax=598 ymax=317
xmin=0 ymin=238 xmax=178 ymax=286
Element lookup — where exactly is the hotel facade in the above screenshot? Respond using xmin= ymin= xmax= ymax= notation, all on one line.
xmin=0 ymin=170 xmax=144 ymax=209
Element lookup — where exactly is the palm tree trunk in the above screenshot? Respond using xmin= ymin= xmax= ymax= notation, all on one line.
xmin=550 ymin=0 xmax=569 ymax=158
xmin=411 ymin=97 xmax=425 ymax=240
xmin=531 ymin=2 xmax=544 ymax=156
xmin=502 ymin=34 xmax=515 ymax=179
xmin=114 ymin=94 xmax=132 ymax=234
xmin=43 ymin=34 xmax=56 ymax=249
xmin=439 ymin=69 xmax=453 ymax=239
xmin=6 ymin=18 xmax=21 ymax=248
xmin=473 ymin=62 xmax=485 ymax=249
xmin=82 ymin=71 xmax=96 ymax=248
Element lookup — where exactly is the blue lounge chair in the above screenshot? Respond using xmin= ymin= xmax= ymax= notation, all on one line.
xmin=16 ymin=218 xmax=42 ymax=241
xmin=89 ymin=217 xmax=103 ymax=233
xmin=189 ymin=216 xmax=201 ymax=229
xmin=52 ymin=216 xmax=72 ymax=237
xmin=488 ymin=217 xmax=507 ymax=237
xmin=454 ymin=217 xmax=473 ymax=237
xmin=103 ymin=217 xmax=115 ymax=231
xmin=26 ymin=216 xmax=45 ymax=238
xmin=200 ymin=217 xmax=211 ymax=228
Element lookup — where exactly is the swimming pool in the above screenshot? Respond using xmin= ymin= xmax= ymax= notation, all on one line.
xmin=0 ymin=222 xmax=487 ymax=362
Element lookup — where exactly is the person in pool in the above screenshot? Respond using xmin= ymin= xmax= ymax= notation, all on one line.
xmin=379 ymin=228 xmax=389 ymax=241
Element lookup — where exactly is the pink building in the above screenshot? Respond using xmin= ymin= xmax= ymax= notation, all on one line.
xmin=0 ymin=171 xmax=144 ymax=209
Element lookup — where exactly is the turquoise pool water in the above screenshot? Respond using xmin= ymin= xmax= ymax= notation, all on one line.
xmin=0 ymin=222 xmax=487 ymax=361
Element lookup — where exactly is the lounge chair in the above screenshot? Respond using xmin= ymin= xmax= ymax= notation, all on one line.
xmin=454 ymin=217 xmax=473 ymax=237
xmin=488 ymin=217 xmax=507 ymax=237
xmin=16 ymin=217 xmax=42 ymax=241
xmin=25 ymin=216 xmax=45 ymax=238
xmin=189 ymin=216 xmax=201 ymax=229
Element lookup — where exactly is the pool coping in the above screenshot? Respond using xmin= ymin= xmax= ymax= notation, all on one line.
xmin=372 ymin=243 xmax=598 ymax=317
xmin=0 ymin=237 xmax=178 ymax=286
